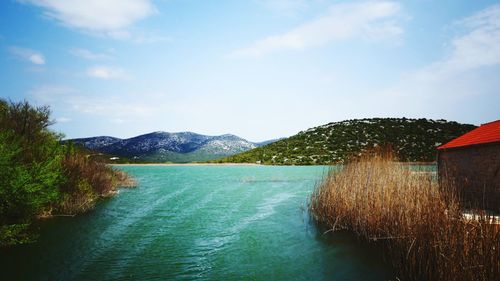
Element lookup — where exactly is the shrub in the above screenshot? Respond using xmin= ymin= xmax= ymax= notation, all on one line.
xmin=0 ymin=99 xmax=135 ymax=246
xmin=0 ymin=112 xmax=62 ymax=226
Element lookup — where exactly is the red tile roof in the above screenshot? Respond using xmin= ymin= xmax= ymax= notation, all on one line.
xmin=438 ymin=120 xmax=500 ymax=150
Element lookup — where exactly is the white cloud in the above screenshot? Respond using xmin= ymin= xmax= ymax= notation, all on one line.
xmin=29 ymin=85 xmax=159 ymax=121
xmin=397 ymin=4 xmax=500 ymax=88
xmin=110 ymin=118 xmax=125 ymax=124
xmin=29 ymin=54 xmax=45 ymax=64
xmin=70 ymin=48 xmax=113 ymax=60
xmin=256 ymin=0 xmax=308 ymax=15
xmin=29 ymin=85 xmax=77 ymax=103
xmin=70 ymin=98 xmax=153 ymax=116
xmin=86 ymin=66 xmax=128 ymax=80
xmin=378 ymin=4 xmax=500 ymax=121
xmin=132 ymin=33 xmax=173 ymax=44
xmin=56 ymin=117 xmax=71 ymax=123
xmin=228 ymin=1 xmax=402 ymax=58
xmin=417 ymin=4 xmax=500 ymax=80
xmin=9 ymin=46 xmax=46 ymax=64
xmin=18 ymin=0 xmax=157 ymax=38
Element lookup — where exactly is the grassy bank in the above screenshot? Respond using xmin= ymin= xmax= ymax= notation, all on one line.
xmin=54 ymin=145 xmax=137 ymax=215
xmin=0 ymin=100 xmax=136 ymax=246
xmin=309 ymin=152 xmax=499 ymax=281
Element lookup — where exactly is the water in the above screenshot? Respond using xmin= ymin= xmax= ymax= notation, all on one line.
xmin=0 ymin=165 xmax=394 ymax=280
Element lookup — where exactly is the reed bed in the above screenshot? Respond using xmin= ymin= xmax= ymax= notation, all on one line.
xmin=309 ymin=152 xmax=499 ymax=281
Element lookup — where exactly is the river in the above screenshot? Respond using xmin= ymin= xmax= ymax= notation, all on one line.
xmin=0 ymin=165 xmax=394 ymax=280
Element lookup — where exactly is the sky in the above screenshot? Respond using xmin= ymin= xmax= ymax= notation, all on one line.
xmin=0 ymin=0 xmax=499 ymax=142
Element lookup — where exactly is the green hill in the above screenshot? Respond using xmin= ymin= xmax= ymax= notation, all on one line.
xmin=212 ymin=118 xmax=476 ymax=165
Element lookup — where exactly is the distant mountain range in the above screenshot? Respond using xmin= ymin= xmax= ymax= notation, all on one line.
xmin=70 ymin=118 xmax=476 ymax=165
xmin=213 ymin=118 xmax=476 ymax=165
xmin=68 ymin=132 xmax=277 ymax=163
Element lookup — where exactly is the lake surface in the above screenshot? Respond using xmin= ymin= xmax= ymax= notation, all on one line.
xmin=0 ymin=165 xmax=394 ymax=280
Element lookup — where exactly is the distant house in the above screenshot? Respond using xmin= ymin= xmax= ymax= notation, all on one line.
xmin=437 ymin=120 xmax=500 ymax=212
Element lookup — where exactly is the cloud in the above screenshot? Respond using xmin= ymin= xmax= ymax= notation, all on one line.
xmin=378 ymin=4 xmax=500 ymax=121
xmin=56 ymin=117 xmax=71 ymax=123
xmin=70 ymin=48 xmax=113 ymax=60
xmin=69 ymin=97 xmax=154 ymax=117
xmin=29 ymin=54 xmax=45 ymax=64
xmin=228 ymin=1 xmax=402 ymax=58
xmin=416 ymin=4 xmax=500 ymax=80
xmin=29 ymin=85 xmax=159 ymax=121
xmin=86 ymin=66 xmax=128 ymax=80
xmin=256 ymin=0 xmax=308 ymax=15
xmin=398 ymin=4 xmax=500 ymax=88
xmin=29 ymin=85 xmax=77 ymax=103
xmin=8 ymin=46 xmax=46 ymax=64
xmin=18 ymin=0 xmax=157 ymax=38
xmin=132 ymin=33 xmax=173 ymax=44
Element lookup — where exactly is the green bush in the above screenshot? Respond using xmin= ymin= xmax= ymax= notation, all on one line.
xmin=0 ymin=99 xmax=134 ymax=246
xmin=0 ymin=104 xmax=62 ymax=226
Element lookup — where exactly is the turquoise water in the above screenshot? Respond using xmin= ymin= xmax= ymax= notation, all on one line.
xmin=0 ymin=165 xmax=393 ymax=280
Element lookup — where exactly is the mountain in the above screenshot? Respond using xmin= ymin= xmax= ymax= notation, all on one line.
xmin=254 ymin=138 xmax=285 ymax=146
xmin=70 ymin=136 xmax=122 ymax=150
xmin=68 ymin=132 xmax=273 ymax=163
xmin=213 ymin=118 xmax=476 ymax=165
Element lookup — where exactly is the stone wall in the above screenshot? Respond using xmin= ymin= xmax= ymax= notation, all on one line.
xmin=438 ymin=142 xmax=500 ymax=212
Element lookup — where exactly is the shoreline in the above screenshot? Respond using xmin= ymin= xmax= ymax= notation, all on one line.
xmin=111 ymin=161 xmax=437 ymax=167
xmin=111 ymin=163 xmax=264 ymax=167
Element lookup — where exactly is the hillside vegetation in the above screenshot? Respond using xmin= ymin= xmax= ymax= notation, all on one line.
xmin=0 ymin=100 xmax=135 ymax=246
xmin=214 ymin=118 xmax=476 ymax=165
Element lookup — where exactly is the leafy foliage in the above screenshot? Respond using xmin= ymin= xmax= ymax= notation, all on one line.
xmin=0 ymin=99 xmax=135 ymax=246
xmin=214 ymin=118 xmax=476 ymax=165
xmin=0 ymin=101 xmax=62 ymax=226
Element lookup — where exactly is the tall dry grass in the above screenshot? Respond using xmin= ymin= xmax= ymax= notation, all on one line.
xmin=57 ymin=151 xmax=136 ymax=215
xmin=309 ymin=151 xmax=499 ymax=281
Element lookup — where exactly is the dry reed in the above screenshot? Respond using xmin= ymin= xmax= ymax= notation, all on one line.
xmin=57 ymin=152 xmax=136 ymax=215
xmin=309 ymin=151 xmax=499 ymax=281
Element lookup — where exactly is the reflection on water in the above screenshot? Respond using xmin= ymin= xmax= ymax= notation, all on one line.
xmin=0 ymin=165 xmax=394 ymax=281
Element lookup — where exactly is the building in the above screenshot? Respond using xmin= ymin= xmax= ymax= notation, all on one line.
xmin=437 ymin=120 xmax=500 ymax=212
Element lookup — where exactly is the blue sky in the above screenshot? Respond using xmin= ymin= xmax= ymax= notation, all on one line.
xmin=1 ymin=0 xmax=499 ymax=141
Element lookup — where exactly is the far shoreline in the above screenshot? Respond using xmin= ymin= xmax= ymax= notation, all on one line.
xmin=111 ymin=161 xmax=436 ymax=167
xmin=111 ymin=163 xmax=264 ymax=167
